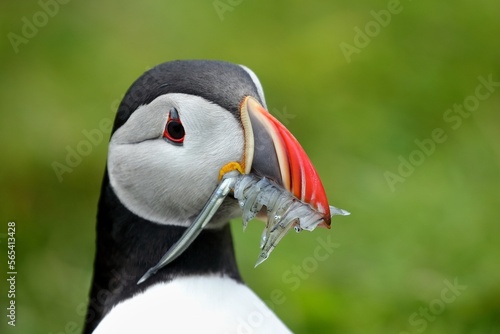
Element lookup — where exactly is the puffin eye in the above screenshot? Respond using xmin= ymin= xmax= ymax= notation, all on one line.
xmin=163 ymin=108 xmax=185 ymax=145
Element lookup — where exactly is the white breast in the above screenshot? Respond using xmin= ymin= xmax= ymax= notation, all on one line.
xmin=93 ymin=275 xmax=292 ymax=334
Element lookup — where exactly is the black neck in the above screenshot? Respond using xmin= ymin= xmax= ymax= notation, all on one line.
xmin=83 ymin=172 xmax=241 ymax=333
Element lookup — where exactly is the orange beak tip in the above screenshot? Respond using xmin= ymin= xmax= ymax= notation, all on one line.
xmin=243 ymin=96 xmax=350 ymax=235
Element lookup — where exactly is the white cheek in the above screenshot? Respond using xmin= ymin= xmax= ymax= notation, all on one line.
xmin=107 ymin=93 xmax=245 ymax=227
xmin=108 ymin=140 xmax=188 ymax=225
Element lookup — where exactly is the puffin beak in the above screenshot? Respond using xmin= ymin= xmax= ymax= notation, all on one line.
xmin=239 ymin=96 xmax=332 ymax=228
xmin=138 ymin=96 xmax=346 ymax=284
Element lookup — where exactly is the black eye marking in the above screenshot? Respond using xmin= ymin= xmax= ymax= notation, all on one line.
xmin=163 ymin=107 xmax=185 ymax=145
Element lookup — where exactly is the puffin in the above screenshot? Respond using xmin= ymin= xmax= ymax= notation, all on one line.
xmin=84 ymin=60 xmax=336 ymax=334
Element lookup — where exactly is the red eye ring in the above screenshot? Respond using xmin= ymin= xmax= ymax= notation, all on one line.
xmin=163 ymin=108 xmax=185 ymax=145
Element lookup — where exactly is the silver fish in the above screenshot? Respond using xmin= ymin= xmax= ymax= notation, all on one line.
xmin=138 ymin=171 xmax=349 ymax=284
xmin=233 ymin=174 xmax=350 ymax=266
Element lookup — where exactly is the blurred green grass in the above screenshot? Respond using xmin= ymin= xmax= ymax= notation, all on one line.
xmin=1 ymin=0 xmax=499 ymax=333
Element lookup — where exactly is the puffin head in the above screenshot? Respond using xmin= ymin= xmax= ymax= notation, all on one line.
xmin=107 ymin=60 xmax=331 ymax=231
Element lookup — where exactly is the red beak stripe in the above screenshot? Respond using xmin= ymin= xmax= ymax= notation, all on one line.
xmin=245 ymin=97 xmax=332 ymax=227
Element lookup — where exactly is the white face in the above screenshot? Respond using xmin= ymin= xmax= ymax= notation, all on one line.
xmin=108 ymin=93 xmax=245 ymax=227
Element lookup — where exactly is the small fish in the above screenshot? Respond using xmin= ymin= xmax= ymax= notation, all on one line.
xmin=233 ymin=174 xmax=350 ymax=266
xmin=138 ymin=171 xmax=349 ymax=284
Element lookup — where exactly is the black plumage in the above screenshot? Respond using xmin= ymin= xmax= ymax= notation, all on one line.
xmin=113 ymin=60 xmax=264 ymax=132
xmin=84 ymin=60 xmax=265 ymax=333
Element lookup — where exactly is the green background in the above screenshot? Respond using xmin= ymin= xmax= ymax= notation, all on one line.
xmin=1 ymin=0 xmax=499 ymax=333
